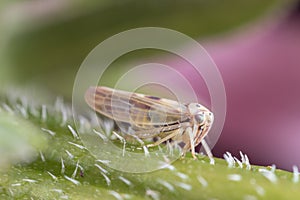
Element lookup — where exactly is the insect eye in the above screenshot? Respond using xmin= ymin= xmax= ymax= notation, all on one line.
xmin=194 ymin=113 xmax=204 ymax=124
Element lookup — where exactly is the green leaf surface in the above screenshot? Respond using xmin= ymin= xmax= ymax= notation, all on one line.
xmin=0 ymin=95 xmax=299 ymax=199
xmin=0 ymin=108 xmax=47 ymax=170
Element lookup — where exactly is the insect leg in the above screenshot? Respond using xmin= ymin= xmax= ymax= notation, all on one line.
xmin=187 ymin=126 xmax=197 ymax=160
xmin=201 ymin=139 xmax=215 ymax=165
xmin=147 ymin=128 xmax=183 ymax=148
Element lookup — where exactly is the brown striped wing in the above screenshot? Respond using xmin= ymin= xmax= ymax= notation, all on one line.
xmin=85 ymin=86 xmax=190 ymax=137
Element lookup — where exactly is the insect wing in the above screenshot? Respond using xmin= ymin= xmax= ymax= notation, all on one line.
xmin=85 ymin=86 xmax=189 ymax=130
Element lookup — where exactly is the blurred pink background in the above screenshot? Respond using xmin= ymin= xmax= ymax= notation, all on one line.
xmin=164 ymin=7 xmax=300 ymax=171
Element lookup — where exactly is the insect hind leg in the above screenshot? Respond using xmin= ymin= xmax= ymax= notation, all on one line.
xmin=147 ymin=129 xmax=183 ymax=148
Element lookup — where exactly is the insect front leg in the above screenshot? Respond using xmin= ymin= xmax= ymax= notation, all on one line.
xmin=187 ymin=126 xmax=197 ymax=160
xmin=201 ymin=139 xmax=215 ymax=165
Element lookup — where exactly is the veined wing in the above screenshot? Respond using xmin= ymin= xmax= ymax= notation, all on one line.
xmin=85 ymin=86 xmax=190 ymax=130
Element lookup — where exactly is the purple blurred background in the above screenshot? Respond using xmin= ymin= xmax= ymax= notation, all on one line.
xmin=164 ymin=5 xmax=300 ymax=171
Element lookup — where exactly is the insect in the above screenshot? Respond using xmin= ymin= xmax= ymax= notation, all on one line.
xmin=85 ymin=86 xmax=214 ymax=159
